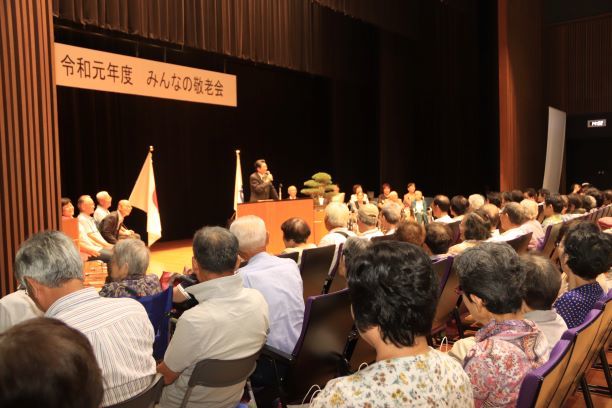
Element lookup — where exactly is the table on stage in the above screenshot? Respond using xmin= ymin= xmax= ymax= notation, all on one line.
xmin=236 ymin=199 xmax=327 ymax=254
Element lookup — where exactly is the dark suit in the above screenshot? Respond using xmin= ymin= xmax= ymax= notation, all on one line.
xmin=249 ymin=172 xmax=279 ymax=202
xmin=99 ymin=211 xmax=123 ymax=244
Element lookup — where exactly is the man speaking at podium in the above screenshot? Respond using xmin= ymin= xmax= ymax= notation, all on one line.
xmin=249 ymin=159 xmax=279 ymax=202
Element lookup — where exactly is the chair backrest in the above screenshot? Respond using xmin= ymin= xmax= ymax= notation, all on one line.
xmin=277 ymin=251 xmax=300 ymax=264
xmin=447 ymin=221 xmax=461 ymax=244
xmin=134 ymin=287 xmax=173 ymax=360
xmin=550 ymin=308 xmax=605 ymax=407
xmin=592 ymin=290 xmax=612 ymax=358
xmin=108 ymin=374 xmax=164 ymax=408
xmin=432 ymin=256 xmax=454 ymax=295
xmin=299 ymin=245 xmax=337 ymax=300
xmin=538 ymin=223 xmax=562 ymax=257
xmin=188 ymin=351 xmax=260 ymax=388
xmin=505 ymin=232 xmax=532 ymax=254
xmin=517 ymin=337 xmax=575 ymax=408
xmin=431 ymin=259 xmax=459 ymax=334
xmin=285 ymin=289 xmax=354 ymax=401
xmin=322 ymin=244 xmax=343 ymax=294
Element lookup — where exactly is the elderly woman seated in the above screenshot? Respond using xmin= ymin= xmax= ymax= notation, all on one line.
xmin=310 ymin=241 xmax=473 ymax=407
xmin=99 ymin=239 xmax=161 ymax=298
xmin=456 ymin=243 xmax=548 ymax=407
xmin=447 ymin=210 xmax=491 ymax=255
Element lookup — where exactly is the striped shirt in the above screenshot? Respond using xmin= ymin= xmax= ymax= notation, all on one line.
xmin=46 ymin=287 xmax=156 ymax=406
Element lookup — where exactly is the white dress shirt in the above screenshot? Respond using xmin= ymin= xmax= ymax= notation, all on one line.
xmin=46 ymin=288 xmax=156 ymax=406
xmin=0 ymin=290 xmax=43 ymax=333
xmin=360 ymin=228 xmax=384 ymax=240
xmin=160 ymin=274 xmax=269 ymax=408
xmin=94 ymin=206 xmax=110 ymax=225
xmin=318 ymin=227 xmax=356 ymax=247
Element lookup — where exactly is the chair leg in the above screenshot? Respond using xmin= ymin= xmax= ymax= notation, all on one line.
xmin=180 ymin=386 xmax=193 ymax=408
xmin=452 ymin=307 xmax=465 ymax=339
xmin=601 ymin=349 xmax=612 ymax=394
xmin=581 ymin=376 xmax=594 ymax=408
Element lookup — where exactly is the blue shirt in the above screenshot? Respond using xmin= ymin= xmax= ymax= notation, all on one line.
xmin=239 ymin=252 xmax=305 ymax=354
xmin=554 ymin=282 xmax=605 ymax=329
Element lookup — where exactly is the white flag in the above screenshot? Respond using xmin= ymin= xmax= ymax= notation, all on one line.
xmin=233 ymin=150 xmax=244 ymax=211
xmin=129 ymin=151 xmax=162 ymax=246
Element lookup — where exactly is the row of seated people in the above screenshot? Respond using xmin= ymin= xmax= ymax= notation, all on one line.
xmin=1 ymin=215 xmax=609 ymax=407
xmin=61 ymin=190 xmax=140 ymax=264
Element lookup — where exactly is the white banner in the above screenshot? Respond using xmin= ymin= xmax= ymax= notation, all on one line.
xmin=542 ymin=107 xmax=566 ymax=193
xmin=54 ymin=43 xmax=237 ymax=107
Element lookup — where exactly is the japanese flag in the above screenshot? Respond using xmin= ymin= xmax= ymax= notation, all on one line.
xmin=129 ymin=151 xmax=162 ymax=246
xmin=234 ymin=150 xmax=244 ymax=211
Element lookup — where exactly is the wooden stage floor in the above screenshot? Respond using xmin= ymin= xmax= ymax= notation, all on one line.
xmin=148 ymin=239 xmax=193 ymax=277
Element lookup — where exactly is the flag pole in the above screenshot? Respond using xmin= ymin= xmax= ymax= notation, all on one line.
xmin=149 ymin=145 xmax=154 ymax=153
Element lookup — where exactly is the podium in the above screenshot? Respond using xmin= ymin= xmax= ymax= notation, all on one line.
xmin=236 ymin=199 xmax=328 ymax=254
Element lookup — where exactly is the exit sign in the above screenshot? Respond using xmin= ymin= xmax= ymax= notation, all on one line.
xmin=587 ymin=119 xmax=606 ymax=128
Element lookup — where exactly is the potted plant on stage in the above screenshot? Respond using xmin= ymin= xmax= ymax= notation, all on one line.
xmin=301 ymin=172 xmax=339 ymax=206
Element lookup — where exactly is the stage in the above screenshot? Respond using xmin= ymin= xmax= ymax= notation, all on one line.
xmin=148 ymin=239 xmax=193 ymax=277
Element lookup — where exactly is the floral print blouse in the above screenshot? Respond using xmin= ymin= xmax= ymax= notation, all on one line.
xmin=309 ymin=348 xmax=473 ymax=407
xmin=463 ymin=319 xmax=548 ymax=408
xmin=99 ymin=274 xmax=162 ymax=298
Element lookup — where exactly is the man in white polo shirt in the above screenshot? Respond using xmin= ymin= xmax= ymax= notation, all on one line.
xmin=77 ymin=194 xmax=113 ymax=263
xmin=14 ymin=231 xmax=156 ymax=407
xmin=157 ymin=226 xmax=269 ymax=408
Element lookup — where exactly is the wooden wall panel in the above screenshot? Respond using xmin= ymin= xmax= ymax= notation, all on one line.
xmin=545 ymin=14 xmax=612 ymax=114
xmin=0 ymin=0 xmax=60 ymax=296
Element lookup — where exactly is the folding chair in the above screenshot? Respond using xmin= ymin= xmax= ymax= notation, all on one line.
xmin=107 ymin=374 xmax=164 ymax=408
xmin=505 ymin=232 xmax=532 ymax=254
xmin=299 ymin=245 xmax=336 ymax=300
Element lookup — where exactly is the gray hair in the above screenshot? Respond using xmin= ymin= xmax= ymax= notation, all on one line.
xmin=342 ymin=237 xmax=370 ymax=265
xmin=325 ymin=202 xmax=350 ymax=228
xmin=112 ymin=239 xmax=150 ymax=279
xmin=95 ymin=191 xmax=110 ymax=202
xmin=193 ymin=226 xmax=239 ymax=273
xmin=381 ymin=202 xmax=402 ymax=224
xmin=14 ymin=231 xmax=83 ymax=288
xmin=468 ymin=194 xmax=485 ymax=211
xmin=229 ymin=215 xmax=267 ymax=253
xmin=502 ymin=202 xmax=527 ymax=225
xmin=520 ymin=199 xmax=539 ymax=220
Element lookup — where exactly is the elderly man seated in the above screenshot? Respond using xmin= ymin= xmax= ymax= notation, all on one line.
xmin=379 ymin=202 xmax=402 ymax=235
xmin=157 ymin=226 xmax=269 ymax=408
xmin=99 ymin=199 xmax=140 ymax=244
xmin=318 ymin=202 xmax=356 ymax=247
xmin=77 ymin=195 xmax=113 ymax=263
xmin=489 ymin=202 xmax=528 ymax=242
xmin=14 ymin=231 xmax=156 ymax=406
xmin=356 ymin=203 xmax=384 ymax=239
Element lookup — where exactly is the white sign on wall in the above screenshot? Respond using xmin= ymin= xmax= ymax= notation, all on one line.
xmin=54 ymin=43 xmax=237 ymax=107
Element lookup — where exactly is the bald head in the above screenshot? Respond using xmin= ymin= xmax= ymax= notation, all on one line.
xmin=117 ymin=200 xmax=133 ymax=217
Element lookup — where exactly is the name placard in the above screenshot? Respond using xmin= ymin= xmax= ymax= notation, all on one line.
xmin=54 ymin=43 xmax=237 ymax=107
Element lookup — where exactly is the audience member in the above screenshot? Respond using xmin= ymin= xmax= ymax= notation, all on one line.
xmin=61 ymin=197 xmax=74 ymax=219
xmin=377 ymin=183 xmax=392 ymax=208
xmin=403 ymin=182 xmax=417 ymax=207
xmin=583 ymin=187 xmax=604 ymax=208
xmin=486 ymin=191 xmax=502 ymax=208
xmin=0 ymin=286 xmax=43 ymax=333
xmin=99 ymin=199 xmax=139 ymax=244
xmin=349 ymin=184 xmax=369 ymax=208
xmin=450 ymin=195 xmax=469 ymax=221
xmin=521 ymin=255 xmax=567 ymax=358
xmin=230 ymin=216 xmax=304 ymax=355
xmin=524 ymin=188 xmax=537 ymax=201
xmin=582 ymin=194 xmax=596 ymax=212
xmin=14 ymin=231 xmax=156 ymax=406
xmin=447 ymin=212 xmax=491 ymax=255
xmin=410 ymin=190 xmax=428 ymax=225
xmin=565 ymin=194 xmax=584 ymax=217
xmin=604 ymin=189 xmax=612 ymax=205
xmin=554 ymin=222 xmax=611 ymax=328
xmin=356 ymin=203 xmax=383 ymax=239
xmin=456 ymin=243 xmax=547 ymax=407
xmin=93 ymin=191 xmax=112 ymax=226
xmin=425 ymin=222 xmax=453 ymax=259
xmin=395 ymin=220 xmax=426 ymax=247
xmin=536 ymin=188 xmax=550 ymax=204
xmin=318 ymin=203 xmax=356 ymax=247
xmin=379 ymin=202 xmax=402 ymax=235
xmin=157 ymin=227 xmax=269 ymax=408
xmin=0 ymin=317 xmax=104 ymax=408
xmin=77 ymin=195 xmax=113 ymax=263
xmin=481 ymin=203 xmax=501 ymax=236
xmin=280 ymin=217 xmax=316 ymax=262
xmin=99 ymin=239 xmax=161 ymax=298
xmin=490 ymin=202 xmax=527 ymax=241
xmin=349 ymin=190 xmax=368 ymax=212
xmin=542 ymin=194 xmax=565 ymax=227
xmin=432 ymin=195 xmax=453 ymax=223
xmin=337 ymin=237 xmax=371 ymax=281
xmin=520 ymin=199 xmax=546 ymax=249
xmin=310 ymin=241 xmax=473 ymax=407
xmin=511 ymin=189 xmax=524 ymax=203
xmin=468 ymin=194 xmax=485 ymax=211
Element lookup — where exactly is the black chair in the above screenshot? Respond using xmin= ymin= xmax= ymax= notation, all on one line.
xmin=180 ymin=351 xmax=261 ymax=408
xmin=322 ymin=244 xmax=344 ymax=294
xmin=299 ymin=245 xmax=336 ymax=300
xmin=277 ymin=251 xmax=299 ymax=264
xmin=259 ymin=289 xmax=354 ymax=405
xmin=505 ymin=232 xmax=532 ymax=254
xmin=108 ymin=374 xmax=164 ymax=408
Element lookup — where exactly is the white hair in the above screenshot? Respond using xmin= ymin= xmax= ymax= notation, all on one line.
xmin=112 ymin=239 xmax=149 ymax=279
xmin=324 ymin=202 xmax=350 ymax=228
xmin=229 ymin=215 xmax=267 ymax=253
xmin=468 ymin=194 xmax=485 ymax=211
xmin=520 ymin=199 xmax=539 ymax=220
xmin=96 ymin=191 xmax=110 ymax=202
